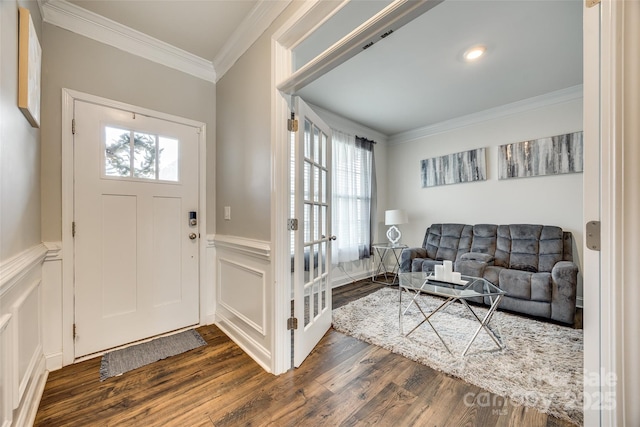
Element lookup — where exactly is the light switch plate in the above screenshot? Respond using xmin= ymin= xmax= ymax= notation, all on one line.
xmin=224 ymin=206 xmax=231 ymax=220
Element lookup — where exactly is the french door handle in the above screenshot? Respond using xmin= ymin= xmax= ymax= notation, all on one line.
xmin=189 ymin=233 xmax=197 ymax=240
xmin=329 ymin=235 xmax=337 ymax=241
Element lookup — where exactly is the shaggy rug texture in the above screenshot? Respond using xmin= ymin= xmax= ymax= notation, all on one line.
xmin=332 ymin=288 xmax=583 ymax=425
xmin=100 ymin=329 xmax=207 ymax=381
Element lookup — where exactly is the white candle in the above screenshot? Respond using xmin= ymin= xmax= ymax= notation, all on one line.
xmin=452 ymin=272 xmax=462 ymax=283
xmin=434 ymin=265 xmax=444 ymax=280
xmin=443 ymin=260 xmax=453 ymax=281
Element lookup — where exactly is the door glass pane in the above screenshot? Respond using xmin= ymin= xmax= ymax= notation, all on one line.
xmin=304 ymin=161 xmax=311 ymax=201
xmin=133 ymin=132 xmax=157 ymax=179
xmin=313 ymin=205 xmax=320 ymax=241
xmin=321 ymin=206 xmax=327 ymax=238
xmin=313 ymin=165 xmax=320 ymax=202
xmin=304 ymin=289 xmax=311 ymax=327
xmin=321 ymin=132 xmax=327 ymax=168
xmin=105 ymin=126 xmax=131 ymax=177
xmin=313 ymin=278 xmax=319 ymax=318
xmin=321 ymin=276 xmax=327 ymax=311
xmin=304 ymin=203 xmax=311 ymax=243
xmin=304 ymin=119 xmax=312 ymax=159
xmin=321 ymin=169 xmax=327 ymax=203
xmin=313 ymin=125 xmax=320 ymax=164
xmin=158 ymin=137 xmax=179 ymax=182
xmin=313 ymin=243 xmax=320 ymax=280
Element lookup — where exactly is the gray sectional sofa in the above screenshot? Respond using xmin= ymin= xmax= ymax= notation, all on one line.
xmin=399 ymin=223 xmax=579 ymax=325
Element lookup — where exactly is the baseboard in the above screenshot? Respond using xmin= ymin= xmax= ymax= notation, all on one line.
xmin=215 ymin=314 xmax=272 ymax=374
xmin=331 ymin=269 xmax=374 ymax=288
xmin=13 ymin=356 xmax=47 ymax=427
xmin=45 ymin=352 xmax=63 ymax=371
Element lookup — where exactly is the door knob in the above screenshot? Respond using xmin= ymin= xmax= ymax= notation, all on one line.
xmin=330 ymin=235 xmax=337 ymax=241
xmin=189 ymin=233 xmax=197 ymax=240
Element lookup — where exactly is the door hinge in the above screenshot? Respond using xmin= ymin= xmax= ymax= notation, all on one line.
xmin=287 ymin=317 xmax=298 ymax=330
xmin=586 ymin=220 xmax=601 ymax=251
xmin=72 ymin=222 xmax=76 ymax=237
xmin=287 ymin=218 xmax=298 ymax=231
xmin=73 ymin=323 xmax=77 ymax=339
xmin=586 ymin=0 xmax=600 ymax=7
xmin=72 ymin=118 xmax=76 ymax=135
xmin=287 ymin=113 xmax=298 ymax=132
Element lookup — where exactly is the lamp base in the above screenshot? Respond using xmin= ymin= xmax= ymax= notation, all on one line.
xmin=386 ymin=225 xmax=402 ymax=245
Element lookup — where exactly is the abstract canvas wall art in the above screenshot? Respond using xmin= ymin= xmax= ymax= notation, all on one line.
xmin=421 ymin=148 xmax=486 ymax=188
xmin=498 ymin=132 xmax=583 ymax=180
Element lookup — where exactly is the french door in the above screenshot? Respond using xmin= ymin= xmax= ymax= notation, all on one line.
xmin=292 ymin=97 xmax=333 ymax=367
xmin=73 ymin=100 xmax=200 ymax=357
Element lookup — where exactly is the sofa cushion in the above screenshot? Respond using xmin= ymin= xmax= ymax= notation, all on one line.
xmin=499 ymin=269 xmax=552 ymax=302
xmin=469 ymin=224 xmax=498 ymax=255
xmin=495 ymin=225 xmax=564 ymax=273
xmin=424 ymin=224 xmax=473 ymax=261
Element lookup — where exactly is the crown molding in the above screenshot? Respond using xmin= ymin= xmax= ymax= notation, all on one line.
xmin=40 ymin=0 xmax=216 ymax=82
xmin=389 ymin=85 xmax=584 ymax=144
xmin=213 ymin=0 xmax=292 ymax=82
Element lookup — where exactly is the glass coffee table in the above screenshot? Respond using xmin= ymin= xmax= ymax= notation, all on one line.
xmin=398 ymin=271 xmax=506 ymax=356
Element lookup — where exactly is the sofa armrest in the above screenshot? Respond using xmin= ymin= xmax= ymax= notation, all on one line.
xmin=551 ymin=261 xmax=579 ymax=324
xmin=399 ymin=247 xmax=426 ymax=272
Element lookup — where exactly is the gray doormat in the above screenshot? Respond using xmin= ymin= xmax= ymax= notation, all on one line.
xmin=100 ymin=329 xmax=207 ymax=381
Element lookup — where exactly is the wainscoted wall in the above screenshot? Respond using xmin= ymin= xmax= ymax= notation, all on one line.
xmin=0 ymin=244 xmax=49 ymax=427
xmin=212 ymin=235 xmax=273 ymax=372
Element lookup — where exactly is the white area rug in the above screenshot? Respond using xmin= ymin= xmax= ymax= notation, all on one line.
xmin=332 ymin=288 xmax=583 ymax=425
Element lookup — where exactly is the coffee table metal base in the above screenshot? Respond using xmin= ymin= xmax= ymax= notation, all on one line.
xmin=399 ymin=285 xmax=505 ymax=357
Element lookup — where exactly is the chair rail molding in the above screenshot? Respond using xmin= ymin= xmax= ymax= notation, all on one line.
xmin=0 ymin=244 xmax=48 ymax=297
xmin=212 ymin=234 xmax=271 ymax=261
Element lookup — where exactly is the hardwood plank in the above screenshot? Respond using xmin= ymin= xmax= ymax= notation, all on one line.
xmin=35 ymin=280 xmax=577 ymax=427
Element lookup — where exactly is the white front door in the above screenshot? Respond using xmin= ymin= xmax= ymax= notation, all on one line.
xmin=73 ymin=100 xmax=200 ymax=357
xmin=292 ymin=97 xmax=333 ymax=367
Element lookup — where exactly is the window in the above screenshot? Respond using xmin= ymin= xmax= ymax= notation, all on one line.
xmin=332 ymin=130 xmax=375 ymax=264
xmin=104 ymin=126 xmax=179 ymax=182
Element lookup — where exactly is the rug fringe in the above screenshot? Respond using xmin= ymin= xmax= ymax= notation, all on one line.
xmin=99 ymin=354 xmax=110 ymax=382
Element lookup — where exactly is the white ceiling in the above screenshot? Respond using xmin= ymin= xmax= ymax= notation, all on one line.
xmin=62 ymin=0 xmax=583 ymax=138
xmin=68 ymin=0 xmax=258 ymax=61
xmin=297 ymin=0 xmax=584 ymax=136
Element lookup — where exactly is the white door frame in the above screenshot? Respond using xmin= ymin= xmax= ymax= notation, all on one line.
xmin=60 ymin=88 xmax=207 ymax=366
xmin=587 ymin=1 xmax=639 ymax=424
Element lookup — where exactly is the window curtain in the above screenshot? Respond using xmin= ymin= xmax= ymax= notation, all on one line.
xmin=331 ymin=130 xmax=376 ymax=264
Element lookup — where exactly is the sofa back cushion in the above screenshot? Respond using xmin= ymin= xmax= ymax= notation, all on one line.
xmin=495 ymin=225 xmax=564 ymax=273
xmin=422 ymin=224 xmax=473 ymax=261
xmin=469 ymin=224 xmax=498 ymax=255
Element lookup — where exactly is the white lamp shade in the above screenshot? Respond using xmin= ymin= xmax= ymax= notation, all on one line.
xmin=385 ymin=209 xmax=408 ymax=225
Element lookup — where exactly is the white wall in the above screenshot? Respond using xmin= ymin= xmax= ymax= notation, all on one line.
xmin=387 ymin=97 xmax=584 ymax=301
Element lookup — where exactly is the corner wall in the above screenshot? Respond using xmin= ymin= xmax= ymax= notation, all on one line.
xmin=387 ymin=97 xmax=584 ymax=302
xmin=1 ymin=2 xmax=48 ymax=425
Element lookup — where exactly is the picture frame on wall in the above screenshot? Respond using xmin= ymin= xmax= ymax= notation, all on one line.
xmin=498 ymin=131 xmax=583 ymax=180
xmin=18 ymin=7 xmax=42 ymax=128
xmin=420 ymin=148 xmax=487 ymax=188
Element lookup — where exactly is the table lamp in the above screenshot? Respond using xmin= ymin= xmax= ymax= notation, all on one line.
xmin=385 ymin=209 xmax=408 ymax=245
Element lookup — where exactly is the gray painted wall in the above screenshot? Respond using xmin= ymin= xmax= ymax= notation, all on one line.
xmin=0 ymin=0 xmax=42 ymax=261
xmin=40 ymin=24 xmax=216 ymax=241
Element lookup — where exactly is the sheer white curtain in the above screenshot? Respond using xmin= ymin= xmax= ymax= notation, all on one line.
xmin=332 ymin=130 xmax=374 ymax=264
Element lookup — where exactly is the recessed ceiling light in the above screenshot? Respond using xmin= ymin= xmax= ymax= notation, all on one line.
xmin=463 ymin=45 xmax=487 ymax=62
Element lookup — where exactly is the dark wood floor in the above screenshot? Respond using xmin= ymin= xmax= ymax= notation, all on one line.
xmin=35 ymin=279 xmax=575 ymax=427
